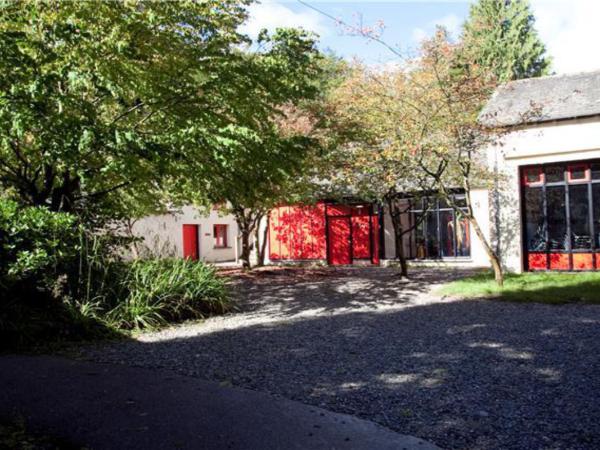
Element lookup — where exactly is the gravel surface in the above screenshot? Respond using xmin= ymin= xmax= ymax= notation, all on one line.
xmin=76 ymin=267 xmax=600 ymax=450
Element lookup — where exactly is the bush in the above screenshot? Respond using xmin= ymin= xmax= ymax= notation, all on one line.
xmin=0 ymin=199 xmax=80 ymax=294
xmin=0 ymin=198 xmax=230 ymax=346
xmin=107 ymin=258 xmax=230 ymax=330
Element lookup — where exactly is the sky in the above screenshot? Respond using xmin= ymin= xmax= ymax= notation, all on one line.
xmin=241 ymin=0 xmax=600 ymax=75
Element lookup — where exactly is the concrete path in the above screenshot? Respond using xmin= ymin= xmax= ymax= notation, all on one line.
xmin=0 ymin=355 xmax=439 ymax=450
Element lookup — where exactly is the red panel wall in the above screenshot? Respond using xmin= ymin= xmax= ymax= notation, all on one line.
xmin=182 ymin=224 xmax=199 ymax=260
xmin=269 ymin=203 xmax=326 ymax=260
xmin=269 ymin=202 xmax=380 ymax=265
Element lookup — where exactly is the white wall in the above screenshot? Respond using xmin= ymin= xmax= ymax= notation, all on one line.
xmin=488 ymin=116 xmax=600 ymax=272
xmin=132 ymin=206 xmax=239 ymax=263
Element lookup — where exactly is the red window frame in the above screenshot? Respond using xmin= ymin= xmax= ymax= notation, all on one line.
xmin=567 ymin=164 xmax=590 ymax=183
xmin=213 ymin=224 xmax=228 ymax=248
xmin=522 ymin=167 xmax=543 ymax=186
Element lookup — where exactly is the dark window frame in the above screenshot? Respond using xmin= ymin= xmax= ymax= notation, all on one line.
xmin=521 ymin=159 xmax=600 ymax=271
xmin=410 ymin=194 xmax=471 ymax=260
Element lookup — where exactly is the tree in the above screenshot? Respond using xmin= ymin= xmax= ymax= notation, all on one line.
xmin=324 ymin=64 xmax=437 ymax=277
xmin=323 ymin=27 xmax=506 ymax=285
xmin=409 ymin=31 xmax=505 ymax=285
xmin=0 ymin=1 xmax=322 ymax=228
xmin=172 ymin=28 xmax=326 ymax=270
xmin=461 ymin=0 xmax=551 ymax=82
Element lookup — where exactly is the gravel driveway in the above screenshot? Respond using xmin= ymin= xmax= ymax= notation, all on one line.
xmin=77 ymin=267 xmax=600 ymax=450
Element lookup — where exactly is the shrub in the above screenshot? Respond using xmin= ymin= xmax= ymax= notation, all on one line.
xmin=108 ymin=259 xmax=230 ymax=330
xmin=0 ymin=199 xmax=80 ymax=294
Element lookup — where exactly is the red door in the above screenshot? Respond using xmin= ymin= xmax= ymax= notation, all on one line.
xmin=351 ymin=215 xmax=371 ymax=259
xmin=327 ymin=217 xmax=351 ymax=265
xmin=182 ymin=224 xmax=199 ymax=260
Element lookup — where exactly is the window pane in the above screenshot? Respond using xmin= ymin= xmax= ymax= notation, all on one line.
xmin=426 ymin=212 xmax=440 ymax=258
xmin=524 ymin=187 xmax=545 ymax=251
xmin=455 ymin=216 xmax=471 ymax=256
xmin=593 ymin=184 xmax=600 ymax=247
xmin=591 ymin=163 xmax=600 ymax=180
xmin=440 ymin=211 xmax=455 ymax=257
xmin=569 ymin=184 xmax=591 ymax=249
xmin=453 ymin=195 xmax=467 ymax=208
xmin=414 ymin=213 xmax=426 ymax=259
xmin=545 ymin=165 xmax=564 ymax=183
xmin=546 ymin=186 xmax=567 ymax=250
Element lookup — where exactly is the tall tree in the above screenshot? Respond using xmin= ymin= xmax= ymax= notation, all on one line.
xmin=0 ymin=1 xmax=323 ymax=229
xmin=174 ymin=28 xmax=326 ymax=269
xmin=461 ymin=0 xmax=551 ymax=82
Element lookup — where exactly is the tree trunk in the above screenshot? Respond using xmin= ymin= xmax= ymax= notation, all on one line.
xmin=254 ymin=211 xmax=269 ymax=267
xmin=240 ymin=225 xmax=252 ymax=270
xmin=387 ymin=197 xmax=409 ymax=278
xmin=468 ymin=215 xmax=504 ymax=286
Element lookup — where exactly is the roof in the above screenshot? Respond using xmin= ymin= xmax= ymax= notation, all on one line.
xmin=479 ymin=70 xmax=600 ymax=127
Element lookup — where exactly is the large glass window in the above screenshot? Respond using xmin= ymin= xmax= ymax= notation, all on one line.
xmin=411 ymin=195 xmax=471 ymax=259
xmin=522 ymin=161 xmax=600 ymax=271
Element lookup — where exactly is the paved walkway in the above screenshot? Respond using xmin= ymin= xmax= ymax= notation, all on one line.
xmin=0 ymin=355 xmax=438 ymax=450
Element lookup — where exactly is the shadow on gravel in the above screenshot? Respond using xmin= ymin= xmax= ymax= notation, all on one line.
xmin=83 ymin=268 xmax=600 ymax=449
xmin=225 ymin=267 xmax=474 ymax=317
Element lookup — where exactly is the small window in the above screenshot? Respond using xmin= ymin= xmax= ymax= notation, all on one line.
xmin=523 ymin=167 xmax=543 ymax=186
xmin=213 ymin=224 xmax=228 ymax=248
xmin=568 ymin=164 xmax=589 ymax=182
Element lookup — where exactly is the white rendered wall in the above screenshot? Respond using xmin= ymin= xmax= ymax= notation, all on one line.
xmin=132 ymin=206 xmax=239 ymax=263
xmin=488 ymin=116 xmax=600 ymax=273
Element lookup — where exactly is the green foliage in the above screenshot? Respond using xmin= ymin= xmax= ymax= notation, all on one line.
xmin=440 ymin=271 xmax=600 ymax=303
xmin=0 ymin=1 xmax=324 ymax=224
xmin=461 ymin=0 xmax=551 ymax=81
xmin=107 ymin=259 xmax=230 ymax=330
xmin=0 ymin=198 xmax=79 ymax=292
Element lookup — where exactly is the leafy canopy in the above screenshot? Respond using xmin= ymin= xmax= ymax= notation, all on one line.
xmin=0 ymin=1 xmax=323 ymax=223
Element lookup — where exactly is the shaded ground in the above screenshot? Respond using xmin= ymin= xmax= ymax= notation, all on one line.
xmin=0 ymin=356 xmax=436 ymax=450
xmin=78 ymin=267 xmax=600 ymax=449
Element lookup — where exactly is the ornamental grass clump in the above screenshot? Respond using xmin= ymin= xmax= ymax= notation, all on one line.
xmin=108 ymin=258 xmax=230 ymax=330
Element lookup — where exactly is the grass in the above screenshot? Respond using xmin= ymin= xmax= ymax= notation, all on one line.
xmin=439 ymin=271 xmax=600 ymax=303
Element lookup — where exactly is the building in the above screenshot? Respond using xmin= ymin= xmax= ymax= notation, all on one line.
xmin=132 ymin=206 xmax=239 ymax=263
xmin=480 ymin=70 xmax=600 ymax=272
xmin=135 ymin=71 xmax=600 ymax=272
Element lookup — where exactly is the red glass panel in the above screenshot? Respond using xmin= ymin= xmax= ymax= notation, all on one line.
xmin=567 ymin=164 xmax=590 ymax=182
xmin=528 ymin=253 xmax=547 ymax=270
xmin=522 ymin=167 xmax=543 ymax=186
xmin=573 ymin=253 xmax=593 ymax=270
xmin=549 ymin=253 xmax=570 ymax=270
